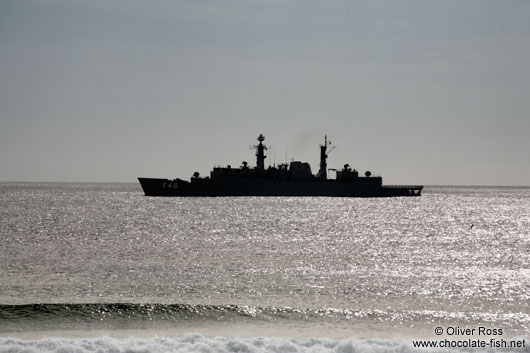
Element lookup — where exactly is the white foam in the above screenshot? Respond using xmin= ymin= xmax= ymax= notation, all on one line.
xmin=0 ymin=334 xmax=528 ymax=353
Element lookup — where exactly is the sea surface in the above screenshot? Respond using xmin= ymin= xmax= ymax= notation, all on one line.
xmin=0 ymin=182 xmax=529 ymax=352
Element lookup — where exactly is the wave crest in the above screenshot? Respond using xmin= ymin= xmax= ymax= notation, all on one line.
xmin=0 ymin=334 xmax=503 ymax=353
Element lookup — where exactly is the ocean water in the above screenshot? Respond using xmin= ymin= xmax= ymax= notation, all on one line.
xmin=0 ymin=182 xmax=529 ymax=352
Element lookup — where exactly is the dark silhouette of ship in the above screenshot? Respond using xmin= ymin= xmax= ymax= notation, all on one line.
xmin=138 ymin=134 xmax=422 ymax=197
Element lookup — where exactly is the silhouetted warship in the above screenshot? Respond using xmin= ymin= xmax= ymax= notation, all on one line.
xmin=138 ymin=134 xmax=423 ymax=197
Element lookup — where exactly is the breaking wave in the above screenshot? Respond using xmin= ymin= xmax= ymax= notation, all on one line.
xmin=2 ymin=334 xmax=528 ymax=353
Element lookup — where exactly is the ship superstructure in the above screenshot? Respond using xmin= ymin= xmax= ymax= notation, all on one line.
xmin=138 ymin=134 xmax=422 ymax=197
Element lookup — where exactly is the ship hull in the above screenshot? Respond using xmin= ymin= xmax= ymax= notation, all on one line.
xmin=138 ymin=177 xmax=422 ymax=197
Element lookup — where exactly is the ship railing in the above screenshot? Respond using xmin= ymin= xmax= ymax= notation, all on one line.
xmin=382 ymin=185 xmax=423 ymax=189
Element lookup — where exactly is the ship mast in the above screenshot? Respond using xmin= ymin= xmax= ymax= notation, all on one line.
xmin=254 ymin=134 xmax=267 ymax=171
xmin=316 ymin=134 xmax=334 ymax=179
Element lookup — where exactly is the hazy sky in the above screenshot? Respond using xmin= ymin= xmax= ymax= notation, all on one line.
xmin=1 ymin=0 xmax=529 ymax=185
